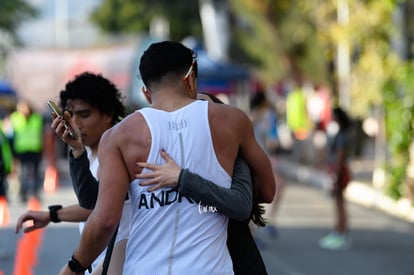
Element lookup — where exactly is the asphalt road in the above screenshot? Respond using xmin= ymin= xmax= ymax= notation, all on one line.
xmin=257 ymin=180 xmax=414 ymax=275
xmin=1 ymin=170 xmax=413 ymax=275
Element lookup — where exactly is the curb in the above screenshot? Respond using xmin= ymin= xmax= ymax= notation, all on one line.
xmin=346 ymin=182 xmax=414 ymax=223
xmin=275 ymin=158 xmax=414 ymax=224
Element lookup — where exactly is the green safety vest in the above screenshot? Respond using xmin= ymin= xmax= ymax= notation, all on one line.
xmin=10 ymin=112 xmax=43 ymax=154
xmin=0 ymin=127 xmax=12 ymax=174
xmin=286 ymin=89 xmax=310 ymax=132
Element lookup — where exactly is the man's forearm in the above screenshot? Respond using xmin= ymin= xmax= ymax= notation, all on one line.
xmin=250 ymin=154 xmax=276 ymax=203
xmin=72 ymin=212 xmax=118 ymax=271
xmin=56 ymin=204 xmax=92 ymax=222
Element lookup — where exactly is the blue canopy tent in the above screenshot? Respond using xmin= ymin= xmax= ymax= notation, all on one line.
xmin=0 ymin=81 xmax=16 ymax=96
xmin=194 ymin=49 xmax=251 ymax=110
xmin=0 ymin=80 xmax=17 ymax=116
xmin=195 ymin=49 xmax=250 ymax=95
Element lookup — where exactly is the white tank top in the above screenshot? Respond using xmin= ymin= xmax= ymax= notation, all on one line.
xmin=123 ymin=100 xmax=233 ymax=275
xmin=79 ymin=147 xmax=131 ymax=274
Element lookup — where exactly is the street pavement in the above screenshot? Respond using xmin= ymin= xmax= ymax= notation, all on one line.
xmin=257 ymin=180 xmax=414 ymax=275
xmin=0 ymin=161 xmax=80 ymax=275
xmin=1 ymin=155 xmax=414 ymax=275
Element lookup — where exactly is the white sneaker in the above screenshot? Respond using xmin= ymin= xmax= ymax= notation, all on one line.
xmin=319 ymin=232 xmax=351 ymax=250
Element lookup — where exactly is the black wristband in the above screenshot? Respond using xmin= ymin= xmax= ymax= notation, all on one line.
xmin=48 ymin=205 xmax=62 ymax=223
xmin=68 ymin=254 xmax=92 ymax=273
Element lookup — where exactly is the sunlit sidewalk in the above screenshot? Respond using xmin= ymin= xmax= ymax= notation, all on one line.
xmin=274 ymin=155 xmax=414 ymax=224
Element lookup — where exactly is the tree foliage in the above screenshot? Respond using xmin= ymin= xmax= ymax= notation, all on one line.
xmin=0 ymin=0 xmax=37 ymax=77
xmin=0 ymin=0 xmax=37 ymax=38
xmin=228 ymin=0 xmax=401 ymax=116
xmin=382 ymin=62 xmax=414 ymax=199
xmin=228 ymin=0 xmax=331 ymax=85
xmin=91 ymin=0 xmax=202 ymax=41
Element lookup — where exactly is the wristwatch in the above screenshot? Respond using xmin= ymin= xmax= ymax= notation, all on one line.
xmin=48 ymin=205 xmax=62 ymax=223
xmin=68 ymin=254 xmax=92 ymax=273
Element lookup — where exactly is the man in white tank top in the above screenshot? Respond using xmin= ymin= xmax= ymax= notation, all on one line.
xmin=58 ymin=41 xmax=276 ymax=275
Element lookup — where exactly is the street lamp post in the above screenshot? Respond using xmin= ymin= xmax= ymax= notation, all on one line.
xmin=336 ymin=0 xmax=350 ymax=110
xmin=199 ymin=0 xmax=230 ymax=61
xmin=55 ymin=0 xmax=69 ymax=48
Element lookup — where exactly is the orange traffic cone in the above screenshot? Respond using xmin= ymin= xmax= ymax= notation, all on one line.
xmin=13 ymin=197 xmax=44 ymax=275
xmin=13 ymin=237 xmax=32 ymax=275
xmin=43 ymin=165 xmax=59 ymax=193
xmin=0 ymin=196 xmax=9 ymax=227
xmin=27 ymin=197 xmax=41 ymax=211
xmin=24 ymin=232 xmax=37 ymax=267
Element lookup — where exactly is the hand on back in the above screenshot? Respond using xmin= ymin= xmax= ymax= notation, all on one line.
xmin=135 ymin=149 xmax=181 ymax=192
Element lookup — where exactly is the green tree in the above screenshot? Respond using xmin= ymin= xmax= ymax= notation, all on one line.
xmin=382 ymin=63 xmax=414 ymax=199
xmin=91 ymin=0 xmax=202 ymax=41
xmin=0 ymin=0 xmax=37 ymax=39
xmin=228 ymin=0 xmax=331 ymax=85
xmin=228 ymin=0 xmax=400 ymax=112
xmin=0 ymin=0 xmax=37 ymax=76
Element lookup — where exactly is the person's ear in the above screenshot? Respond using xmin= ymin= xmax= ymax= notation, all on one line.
xmin=104 ymin=112 xmax=113 ymax=125
xmin=142 ymin=86 xmax=152 ymax=104
xmin=188 ymin=72 xmax=198 ymax=99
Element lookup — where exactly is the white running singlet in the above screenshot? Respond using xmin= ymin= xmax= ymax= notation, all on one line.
xmin=124 ymin=100 xmax=233 ymax=275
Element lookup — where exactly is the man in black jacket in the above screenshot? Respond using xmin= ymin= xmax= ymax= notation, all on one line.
xmin=16 ymin=72 xmax=127 ymax=274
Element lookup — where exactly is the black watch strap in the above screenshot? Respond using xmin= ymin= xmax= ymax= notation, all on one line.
xmin=48 ymin=205 xmax=62 ymax=223
xmin=68 ymin=254 xmax=92 ymax=273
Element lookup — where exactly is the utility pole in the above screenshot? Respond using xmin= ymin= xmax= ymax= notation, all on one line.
xmin=336 ymin=0 xmax=350 ymax=110
xmin=55 ymin=0 xmax=69 ymax=48
xmin=0 ymin=31 xmax=13 ymax=79
xmin=199 ymin=0 xmax=230 ymax=61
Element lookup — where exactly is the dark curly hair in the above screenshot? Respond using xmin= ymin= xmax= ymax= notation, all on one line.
xmin=59 ymin=72 xmax=125 ymax=125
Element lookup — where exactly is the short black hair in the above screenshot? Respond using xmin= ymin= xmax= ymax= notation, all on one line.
xmin=139 ymin=41 xmax=197 ymax=88
xmin=250 ymin=92 xmax=267 ymax=109
xmin=333 ymin=107 xmax=351 ymax=131
xmin=59 ymin=72 xmax=125 ymax=125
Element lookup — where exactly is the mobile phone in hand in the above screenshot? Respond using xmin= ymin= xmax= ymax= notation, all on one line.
xmin=47 ymin=100 xmax=63 ymax=117
xmin=47 ymin=100 xmax=78 ymax=139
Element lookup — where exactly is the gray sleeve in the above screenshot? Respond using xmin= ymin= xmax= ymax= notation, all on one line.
xmin=177 ymin=156 xmax=253 ymax=221
xmin=69 ymin=150 xmax=99 ymax=209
